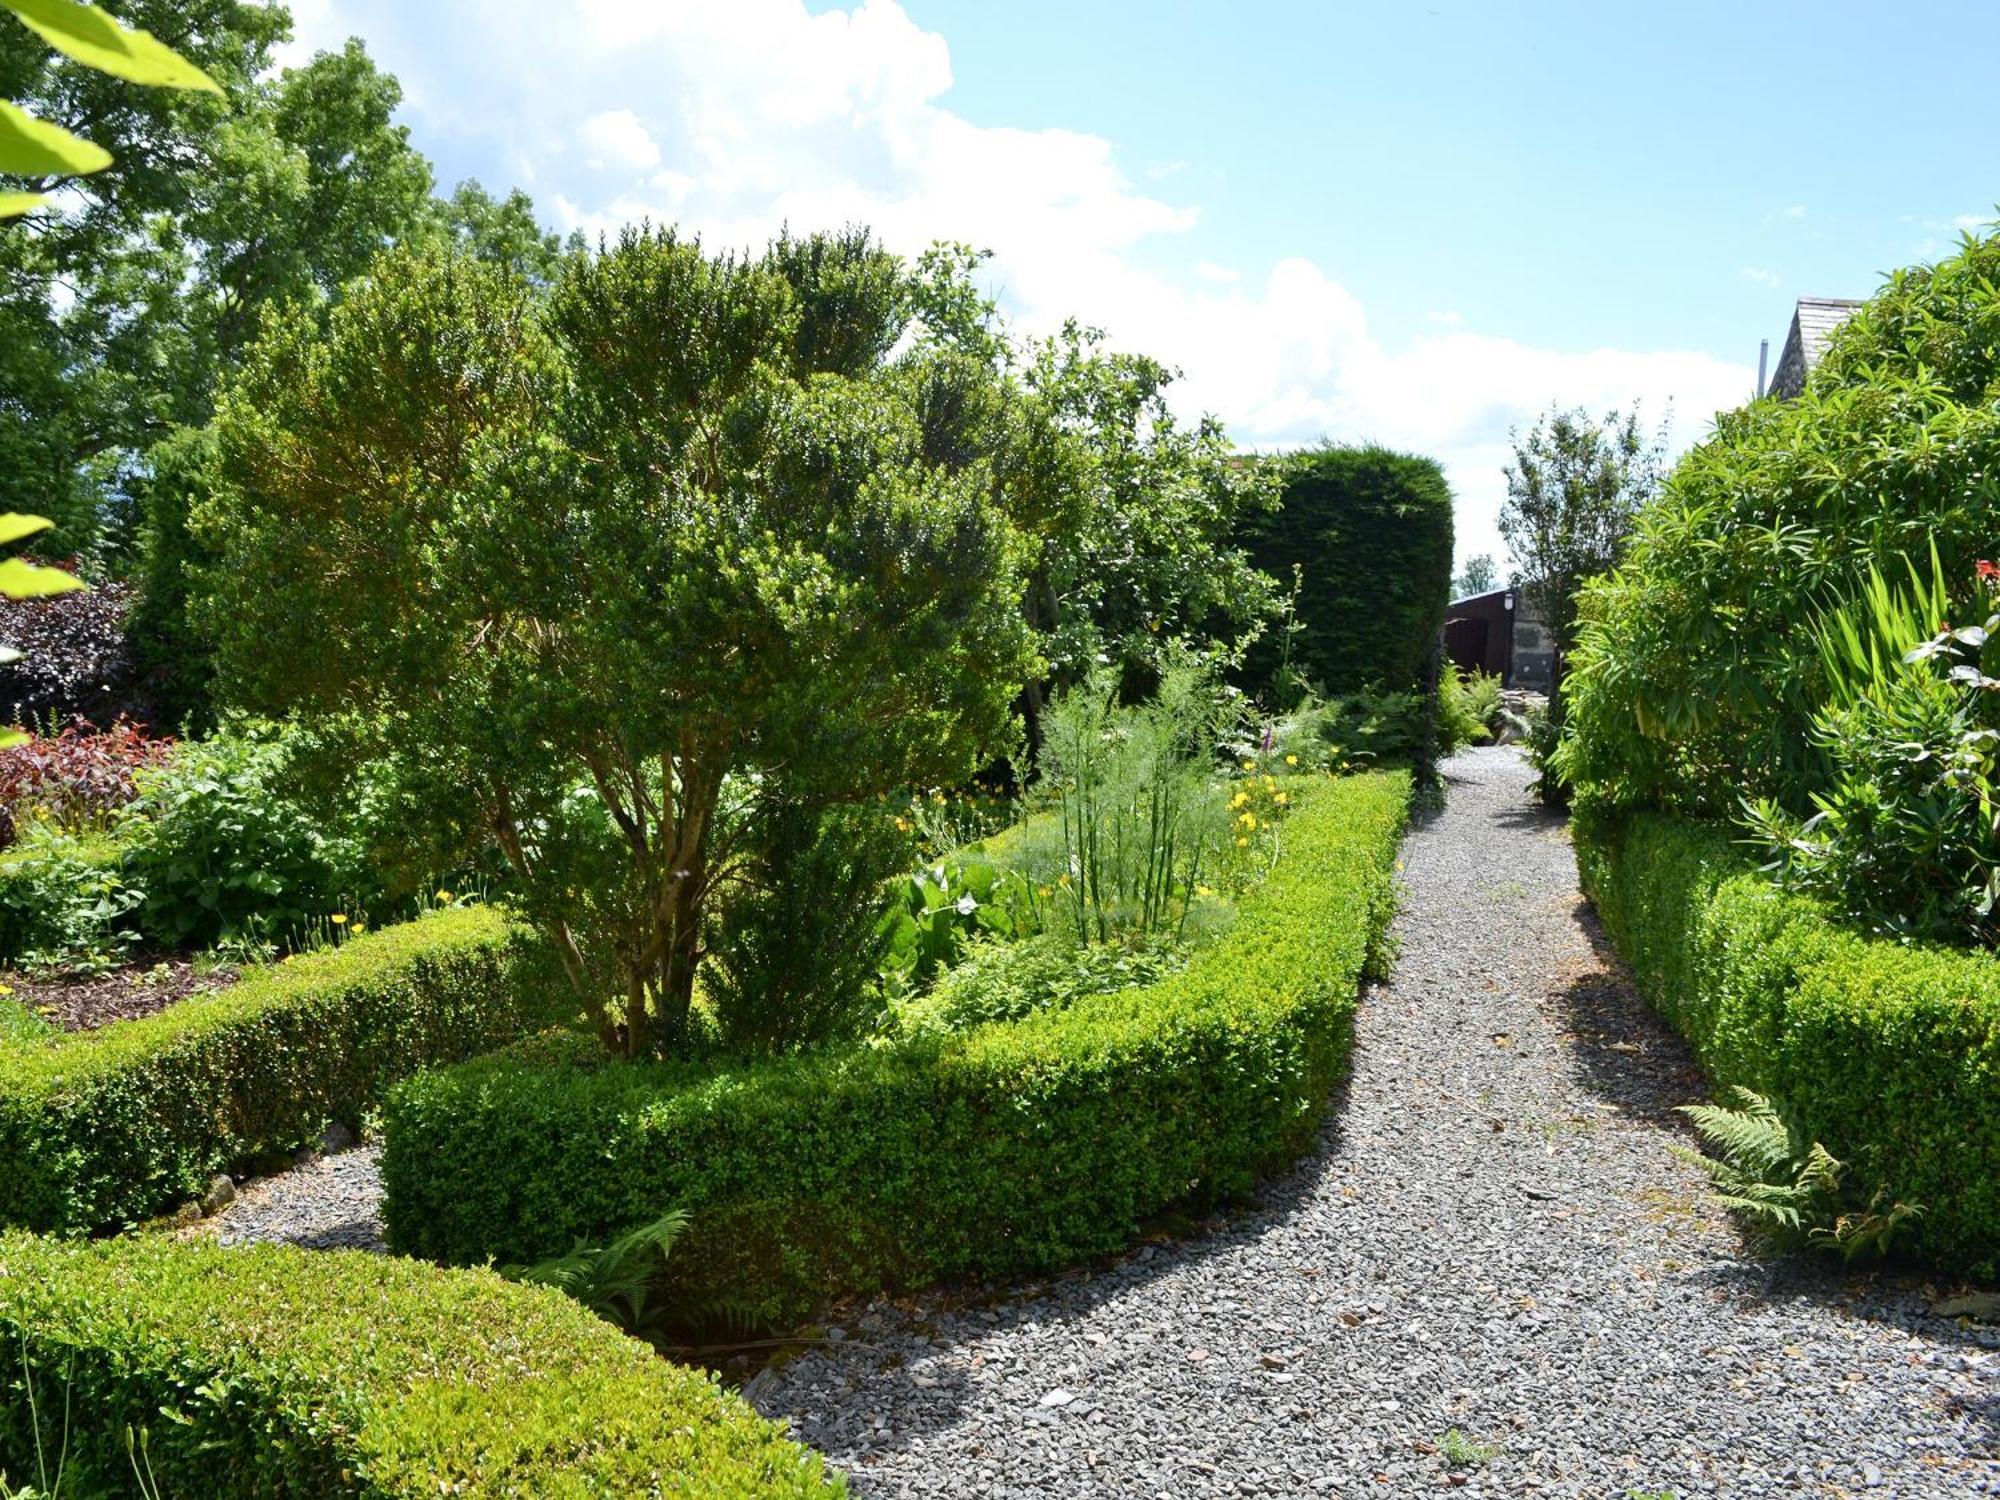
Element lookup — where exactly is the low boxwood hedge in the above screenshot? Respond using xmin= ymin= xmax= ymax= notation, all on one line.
xmin=382 ymin=773 xmax=1409 ymax=1325
xmin=0 ymin=907 xmax=564 ymax=1234
xmin=1574 ymin=807 xmax=2000 ymax=1274
xmin=0 ymin=1232 xmax=839 ymax=1497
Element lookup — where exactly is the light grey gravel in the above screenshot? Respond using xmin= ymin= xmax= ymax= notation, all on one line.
xmin=749 ymin=747 xmax=2000 ymax=1498
xmin=199 ymin=1142 xmax=385 ymax=1251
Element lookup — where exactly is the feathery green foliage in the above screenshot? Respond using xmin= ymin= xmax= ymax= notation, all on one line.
xmin=501 ymin=1209 xmax=689 ymax=1335
xmin=1675 ymin=1086 xmax=1920 ymax=1259
xmin=1559 ymin=226 xmax=2000 ymax=815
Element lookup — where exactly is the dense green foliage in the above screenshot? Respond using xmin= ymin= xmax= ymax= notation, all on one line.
xmin=1236 ymin=444 xmax=1454 ymax=701
xmin=206 ymin=229 xmax=1037 ymax=1057
xmin=380 ymin=773 xmax=1409 ymax=1326
xmin=0 ymin=1233 xmax=838 ymax=1497
xmin=1560 ymin=228 xmax=2000 ymax=817
xmin=1575 ymin=808 xmax=2000 ymax=1274
xmin=0 ymin=722 xmax=382 ymax=964
xmin=0 ymin=906 xmax=559 ymax=1232
xmin=1739 ymin=557 xmax=2000 ymax=946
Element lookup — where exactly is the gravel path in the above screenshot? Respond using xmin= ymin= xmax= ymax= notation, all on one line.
xmin=196 ymin=1143 xmax=385 ymax=1251
xmin=750 ymin=747 xmax=2000 ymax=1498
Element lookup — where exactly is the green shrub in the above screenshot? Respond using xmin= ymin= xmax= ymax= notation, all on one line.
xmin=0 ymin=828 xmax=131 ymax=967
xmin=707 ymin=798 xmax=910 ymax=1056
xmin=0 ymin=1233 xmax=838 ymax=1497
xmin=0 ymin=906 xmax=561 ymax=1233
xmin=126 ymin=424 xmax=223 ymax=734
xmin=1235 ymin=444 xmax=1455 ymax=701
xmin=1439 ymin=667 xmax=1501 ymax=750
xmin=122 ymin=726 xmax=371 ymax=950
xmin=381 ymin=773 xmax=1410 ymax=1327
xmin=890 ymin=931 xmax=1192 ymax=1037
xmin=1560 ymin=227 xmax=2000 ymax=815
xmin=1575 ymin=807 xmax=2000 ymax=1273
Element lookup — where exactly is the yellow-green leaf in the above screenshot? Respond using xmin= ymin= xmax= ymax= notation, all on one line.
xmin=0 ymin=729 xmax=25 ymax=751
xmin=0 ymin=645 xmax=21 ymax=666
xmin=0 ymin=557 xmax=85 ymax=599
xmin=0 ymin=189 xmax=48 ymax=218
xmin=0 ymin=98 xmax=111 ymax=177
xmin=2 ymin=0 xmax=220 ymax=93
xmin=0 ymin=514 xmax=55 ymax=548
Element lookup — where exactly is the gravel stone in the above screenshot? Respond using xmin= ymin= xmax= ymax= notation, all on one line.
xmin=749 ymin=748 xmax=2000 ymax=1498
xmin=198 ymin=1143 xmax=386 ymax=1251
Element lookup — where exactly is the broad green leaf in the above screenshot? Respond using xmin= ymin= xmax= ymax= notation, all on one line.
xmin=0 ymin=513 xmax=55 ymax=548
xmin=0 ymin=556 xmax=85 ymax=598
xmin=0 ymin=98 xmax=111 ymax=177
xmin=0 ymin=730 xmax=24 ymax=751
xmin=0 ymin=189 xmax=48 ymax=218
xmin=2 ymin=0 xmax=221 ymax=93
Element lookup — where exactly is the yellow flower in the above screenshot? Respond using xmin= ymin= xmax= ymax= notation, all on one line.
xmin=1194 ymin=883 xmax=1214 ymax=897
xmin=435 ymin=890 xmax=454 ymax=904
xmin=1263 ymin=776 xmax=1276 ymax=791
xmin=1235 ymin=836 xmax=1249 ymax=847
xmin=1274 ymin=792 xmax=1290 ymax=806
xmin=1229 ymin=791 xmax=1249 ymax=809
xmin=1238 ymin=812 xmax=1257 ymax=830
xmin=329 ymin=913 xmax=348 ymax=926
xmin=1285 ymin=754 xmax=1298 ymax=766
xmin=895 ymin=816 xmax=911 ymax=832
xmin=1241 ymin=759 xmax=1256 ymax=771
xmin=1038 ymin=885 xmax=1053 ymax=897
xmin=933 ymin=792 xmax=947 ymax=805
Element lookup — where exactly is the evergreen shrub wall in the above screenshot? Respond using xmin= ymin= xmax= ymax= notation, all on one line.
xmin=381 ymin=773 xmax=1411 ymax=1327
xmin=1235 ymin=445 xmax=1455 ymax=698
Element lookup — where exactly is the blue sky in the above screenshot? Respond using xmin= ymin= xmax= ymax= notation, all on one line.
xmin=281 ymin=0 xmax=1999 ymax=565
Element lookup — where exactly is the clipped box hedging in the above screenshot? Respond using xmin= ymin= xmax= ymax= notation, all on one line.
xmin=0 ymin=1232 xmax=838 ymax=1497
xmin=1574 ymin=808 xmax=2000 ymax=1274
xmin=0 ymin=907 xmax=564 ymax=1234
xmin=382 ymin=773 xmax=1410 ymax=1325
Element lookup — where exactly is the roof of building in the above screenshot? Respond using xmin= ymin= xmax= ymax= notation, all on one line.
xmin=1767 ymin=296 xmax=1864 ymax=399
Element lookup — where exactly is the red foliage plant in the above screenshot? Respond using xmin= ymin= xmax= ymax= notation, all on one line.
xmin=0 ymin=718 xmax=174 ymax=848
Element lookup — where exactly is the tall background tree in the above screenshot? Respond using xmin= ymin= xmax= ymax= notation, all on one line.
xmin=1498 ymin=404 xmax=1665 ymax=798
xmin=1453 ymin=552 xmax=1496 ymax=597
xmin=1 ymin=0 xmax=569 ymax=728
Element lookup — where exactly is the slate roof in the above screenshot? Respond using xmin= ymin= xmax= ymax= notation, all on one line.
xmin=1767 ymin=296 xmax=1863 ymax=399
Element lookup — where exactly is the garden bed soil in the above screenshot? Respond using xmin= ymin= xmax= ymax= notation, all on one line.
xmin=1 ymin=955 xmax=240 ymax=1033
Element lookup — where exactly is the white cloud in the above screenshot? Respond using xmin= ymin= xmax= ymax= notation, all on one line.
xmin=579 ymin=109 xmax=662 ymax=173
xmin=280 ymin=0 xmax=1752 ymax=566
xmin=1953 ymin=212 xmax=1994 ymax=232
xmin=1739 ymin=266 xmax=1780 ymax=286
xmin=1426 ymin=309 xmax=1464 ymax=327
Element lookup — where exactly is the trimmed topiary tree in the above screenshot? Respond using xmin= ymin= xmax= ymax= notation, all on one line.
xmin=1236 ymin=444 xmax=1455 ymax=702
xmin=204 ymin=227 xmax=1037 ymax=1059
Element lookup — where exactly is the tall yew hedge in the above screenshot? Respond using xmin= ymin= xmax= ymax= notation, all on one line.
xmin=1236 ymin=444 xmax=1455 ymax=698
